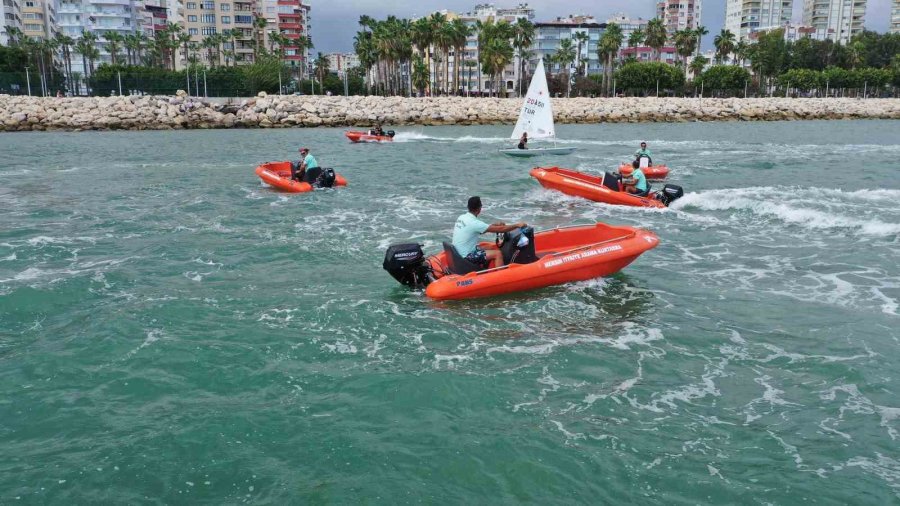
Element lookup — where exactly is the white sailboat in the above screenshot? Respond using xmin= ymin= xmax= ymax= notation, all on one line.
xmin=499 ymin=59 xmax=577 ymax=158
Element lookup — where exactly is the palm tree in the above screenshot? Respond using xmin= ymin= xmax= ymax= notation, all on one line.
xmin=599 ymin=23 xmax=623 ymax=97
xmin=54 ymin=32 xmax=75 ymax=90
xmin=713 ymin=29 xmax=735 ymax=64
xmin=689 ymin=54 xmax=708 ymax=80
xmin=733 ymin=40 xmax=749 ymax=67
xmin=694 ymin=25 xmax=709 ymax=56
xmin=409 ymin=17 xmax=434 ymax=95
xmin=253 ymin=15 xmax=267 ymax=60
xmin=572 ymin=31 xmax=590 ymax=77
xmin=673 ymin=29 xmax=697 ymax=70
xmin=480 ymin=35 xmax=513 ymax=98
xmin=553 ymin=37 xmax=576 ymax=97
xmin=645 ymin=18 xmax=667 ymax=62
xmin=512 ymin=17 xmax=535 ymax=96
xmin=103 ymin=31 xmax=124 ymax=65
xmin=411 ymin=55 xmax=428 ymax=95
xmin=428 ymin=13 xmax=451 ymax=95
xmin=74 ymin=31 xmax=100 ymax=94
xmin=450 ymin=18 xmax=471 ymax=96
xmin=5 ymin=26 xmax=25 ymax=46
xmin=464 ymin=60 xmax=477 ymax=96
xmin=313 ymin=51 xmax=329 ymax=92
xmin=628 ymin=28 xmax=644 ymax=48
xmin=178 ymin=32 xmax=192 ymax=68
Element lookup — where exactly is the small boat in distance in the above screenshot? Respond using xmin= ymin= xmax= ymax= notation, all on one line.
xmin=530 ymin=167 xmax=684 ymax=208
xmin=620 ymin=163 xmax=669 ymax=181
xmin=255 ymin=161 xmax=347 ymax=193
xmin=345 ymin=130 xmax=395 ymax=143
xmin=499 ymin=59 xmax=576 ymax=158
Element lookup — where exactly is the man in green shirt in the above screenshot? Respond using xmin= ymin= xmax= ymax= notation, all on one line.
xmin=292 ymin=147 xmax=319 ymax=182
xmin=634 ymin=141 xmax=652 ymax=167
xmin=452 ymin=196 xmax=526 ymax=268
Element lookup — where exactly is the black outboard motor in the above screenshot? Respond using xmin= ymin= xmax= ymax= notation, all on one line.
xmin=387 ymin=130 xmax=396 ymax=138
xmin=655 ymin=184 xmax=684 ymax=206
xmin=383 ymin=243 xmax=433 ymax=289
xmin=316 ymin=167 xmax=336 ymax=188
xmin=499 ymin=227 xmax=538 ymax=265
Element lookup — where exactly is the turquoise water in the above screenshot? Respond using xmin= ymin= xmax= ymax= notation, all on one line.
xmin=1 ymin=121 xmax=899 ymax=503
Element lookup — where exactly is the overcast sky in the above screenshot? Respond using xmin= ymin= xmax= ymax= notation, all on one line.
xmin=310 ymin=0 xmax=893 ymax=53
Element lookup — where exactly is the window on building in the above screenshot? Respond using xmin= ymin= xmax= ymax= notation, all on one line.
xmin=200 ymin=13 xmax=214 ymax=23
xmin=201 ymin=26 xmax=216 ymax=35
xmin=25 ymin=23 xmax=42 ymax=30
xmin=219 ymin=3 xmax=229 ymax=10
xmin=220 ymin=15 xmax=230 ymax=23
xmin=25 ymin=1 xmax=34 ymax=6
xmin=187 ymin=15 xmax=197 ymax=21
xmin=200 ymin=1 xmax=214 ymax=9
xmin=188 ymin=27 xmax=198 ymax=35
xmin=185 ymin=2 xmax=196 ymax=8
xmin=234 ymin=14 xmax=251 ymax=24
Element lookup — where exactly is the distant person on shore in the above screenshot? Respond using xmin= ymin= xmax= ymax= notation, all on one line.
xmin=518 ymin=132 xmax=528 ymax=150
xmin=56 ymin=90 xmax=63 ymax=98
xmin=452 ymin=196 xmax=527 ymax=269
xmin=634 ymin=141 xmax=652 ymax=167
xmin=620 ymin=163 xmax=649 ymax=197
xmin=292 ymin=147 xmax=319 ymax=182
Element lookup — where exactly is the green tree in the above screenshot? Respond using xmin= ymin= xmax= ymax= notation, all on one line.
xmin=713 ymin=29 xmax=735 ymax=64
xmin=644 ymin=18 xmax=668 ymax=62
xmin=598 ymin=23 xmax=623 ymax=96
xmin=614 ymin=61 xmax=684 ymax=96
xmin=698 ymin=65 xmax=751 ymax=95
xmin=512 ymin=17 xmax=535 ymax=96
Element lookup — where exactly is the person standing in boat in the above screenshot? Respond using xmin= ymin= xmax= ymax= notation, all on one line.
xmin=292 ymin=147 xmax=319 ymax=182
xmin=453 ymin=197 xmax=527 ymax=269
xmin=620 ymin=163 xmax=649 ymax=197
xmin=634 ymin=141 xmax=652 ymax=167
xmin=518 ymin=132 xmax=528 ymax=150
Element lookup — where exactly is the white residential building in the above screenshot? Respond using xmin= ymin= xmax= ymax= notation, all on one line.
xmin=725 ymin=0 xmax=793 ymax=42
xmin=802 ymin=0 xmax=866 ymax=44
xmin=657 ymin=0 xmax=702 ymax=38
xmin=750 ymin=22 xmax=834 ymax=41
xmin=57 ymin=0 xmax=144 ymax=76
xmin=327 ymin=52 xmax=358 ymax=73
xmin=2 ymin=0 xmax=24 ymax=45
xmin=891 ymin=0 xmax=899 ymax=33
xmin=606 ymin=12 xmax=649 ymax=45
xmin=530 ymin=16 xmax=604 ymax=77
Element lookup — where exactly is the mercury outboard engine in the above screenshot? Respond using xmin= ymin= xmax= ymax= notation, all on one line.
xmin=383 ymin=243 xmax=434 ymax=289
xmin=499 ymin=227 xmax=538 ymax=265
xmin=387 ymin=130 xmax=396 ymax=138
xmin=655 ymin=184 xmax=684 ymax=206
xmin=316 ymin=167 xmax=336 ymax=188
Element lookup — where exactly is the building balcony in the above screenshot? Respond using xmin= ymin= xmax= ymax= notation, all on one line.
xmin=279 ymin=22 xmax=300 ymax=29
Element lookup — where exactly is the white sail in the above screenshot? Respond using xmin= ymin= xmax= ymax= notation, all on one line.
xmin=510 ymin=59 xmax=555 ymax=140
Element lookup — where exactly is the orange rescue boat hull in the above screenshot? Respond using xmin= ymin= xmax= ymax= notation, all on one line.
xmin=530 ymin=167 xmax=665 ymax=208
xmin=345 ymin=130 xmax=393 ymax=143
xmin=619 ymin=163 xmax=669 ymax=180
xmin=424 ymin=223 xmax=659 ymax=300
xmin=254 ymin=161 xmax=347 ymax=193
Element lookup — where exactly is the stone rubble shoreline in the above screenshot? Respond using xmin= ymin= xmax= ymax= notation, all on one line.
xmin=1 ymin=92 xmax=898 ymax=131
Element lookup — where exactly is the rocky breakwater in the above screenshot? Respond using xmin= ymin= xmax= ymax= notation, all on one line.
xmin=1 ymin=92 xmax=899 ymax=131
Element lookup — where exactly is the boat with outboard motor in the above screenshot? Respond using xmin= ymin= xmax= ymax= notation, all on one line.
xmin=383 ymin=222 xmax=658 ymax=300
xmin=254 ymin=161 xmax=347 ymax=193
xmin=530 ymin=166 xmax=683 ymax=208
xmin=499 ymin=59 xmax=576 ymax=158
xmin=345 ymin=130 xmax=395 ymax=143
xmin=620 ymin=163 xmax=669 ymax=180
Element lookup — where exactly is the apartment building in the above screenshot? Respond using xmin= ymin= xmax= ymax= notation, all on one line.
xmin=657 ymin=0 xmax=702 ymax=38
xmin=749 ymin=22 xmax=834 ymax=41
xmin=181 ymin=0 xmax=256 ymax=67
xmin=530 ymin=16 xmax=605 ymax=77
xmin=891 ymin=0 xmax=899 ymax=33
xmin=21 ymin=0 xmax=58 ymax=40
xmin=276 ymin=0 xmax=310 ymax=76
xmin=606 ymin=12 xmax=649 ymax=45
xmin=56 ymin=0 xmax=144 ymax=77
xmin=725 ymin=0 xmax=793 ymax=41
xmin=327 ymin=52 xmax=358 ymax=73
xmin=802 ymin=0 xmax=866 ymax=43
xmin=2 ymin=0 xmax=24 ymax=45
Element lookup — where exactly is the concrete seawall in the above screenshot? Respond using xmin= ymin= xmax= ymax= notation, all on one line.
xmin=2 ymin=93 xmax=898 ymax=131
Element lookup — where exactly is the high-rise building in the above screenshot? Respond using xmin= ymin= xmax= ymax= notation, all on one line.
xmin=606 ymin=12 xmax=649 ymax=46
xmin=531 ymin=16 xmax=604 ymax=77
xmin=57 ymin=0 xmax=145 ymax=77
xmin=181 ymin=0 xmax=257 ymax=68
xmin=802 ymin=0 xmax=866 ymax=44
xmin=725 ymin=0 xmax=793 ymax=42
xmin=2 ymin=0 xmax=24 ymax=45
xmin=656 ymin=0 xmax=702 ymax=38
xmin=276 ymin=0 xmax=311 ymax=77
xmin=891 ymin=0 xmax=899 ymax=33
xmin=21 ymin=0 xmax=58 ymax=40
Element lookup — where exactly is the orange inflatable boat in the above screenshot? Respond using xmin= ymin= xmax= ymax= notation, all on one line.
xmin=254 ymin=161 xmax=347 ymax=193
xmin=619 ymin=163 xmax=669 ymax=180
xmin=530 ymin=167 xmax=683 ymax=208
xmin=383 ymin=223 xmax=659 ymax=300
xmin=345 ymin=130 xmax=395 ymax=143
